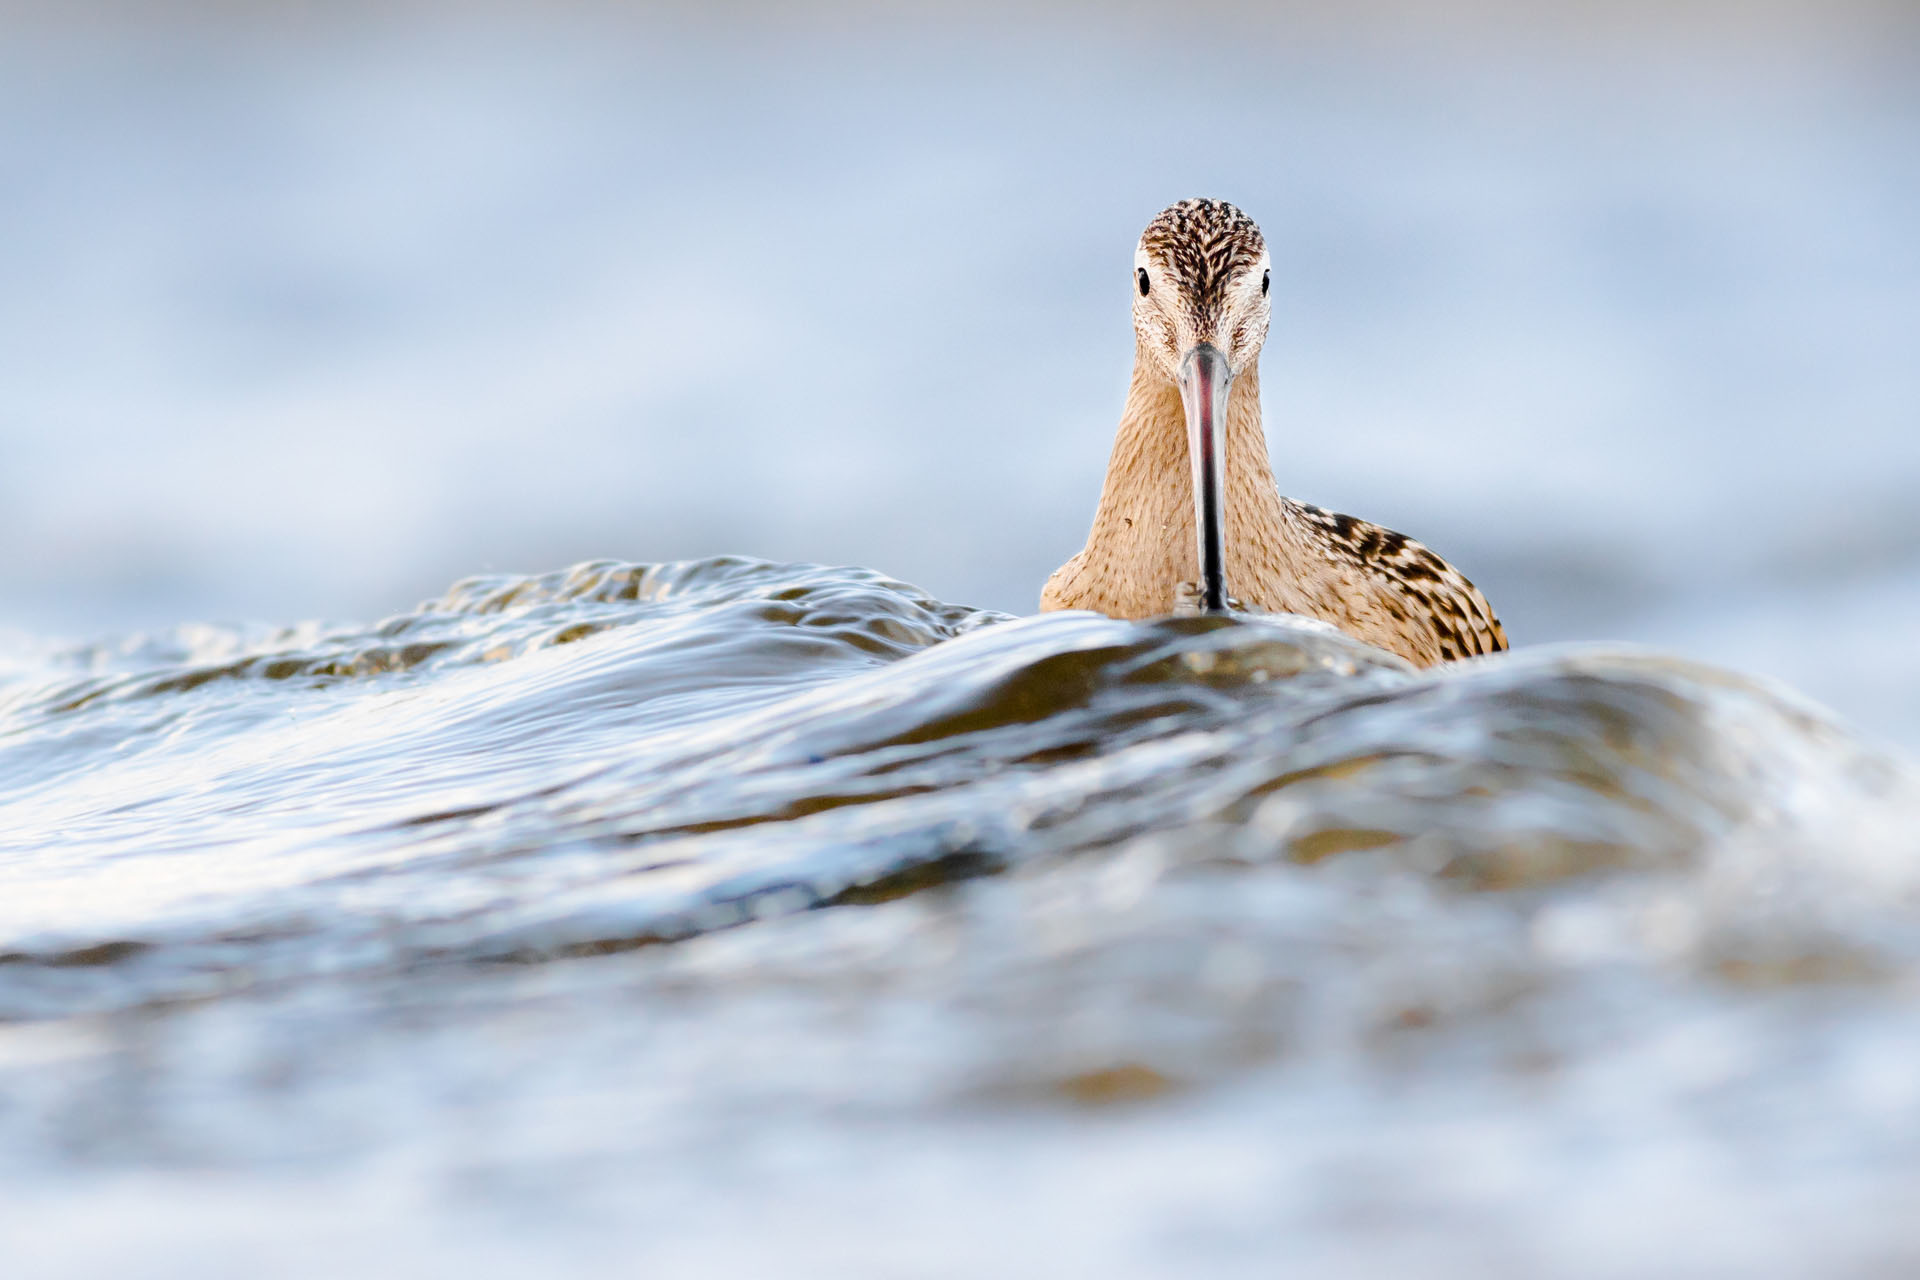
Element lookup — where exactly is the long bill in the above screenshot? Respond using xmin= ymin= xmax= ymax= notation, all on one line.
xmin=1176 ymin=342 xmax=1233 ymax=613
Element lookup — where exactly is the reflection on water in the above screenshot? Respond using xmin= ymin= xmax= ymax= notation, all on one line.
xmin=2 ymin=557 xmax=1917 ymax=1275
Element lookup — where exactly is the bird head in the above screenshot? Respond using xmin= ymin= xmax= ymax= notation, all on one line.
xmin=1130 ymin=198 xmax=1271 ymax=613
xmin=1131 ymin=197 xmax=1272 ymax=384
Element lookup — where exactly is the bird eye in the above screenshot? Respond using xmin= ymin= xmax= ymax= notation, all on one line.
xmin=1136 ymin=268 xmax=1150 ymax=297
xmin=1261 ymin=269 xmax=1270 ymax=296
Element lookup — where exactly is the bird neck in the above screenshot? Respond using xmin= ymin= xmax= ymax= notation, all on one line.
xmin=1083 ymin=344 xmax=1286 ymax=568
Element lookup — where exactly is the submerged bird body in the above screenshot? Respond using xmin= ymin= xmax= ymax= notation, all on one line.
xmin=1042 ymin=199 xmax=1506 ymax=667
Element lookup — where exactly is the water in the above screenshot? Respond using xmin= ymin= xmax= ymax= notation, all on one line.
xmin=4 ymin=556 xmax=1919 ymax=1276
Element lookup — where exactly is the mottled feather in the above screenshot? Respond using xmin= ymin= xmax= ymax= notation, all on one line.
xmin=1285 ymin=501 xmax=1507 ymax=662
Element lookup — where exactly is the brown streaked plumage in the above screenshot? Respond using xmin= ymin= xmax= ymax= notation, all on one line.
xmin=1041 ymin=197 xmax=1507 ymax=667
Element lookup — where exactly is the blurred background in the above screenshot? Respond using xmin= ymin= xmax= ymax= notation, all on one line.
xmin=2 ymin=0 xmax=1916 ymax=742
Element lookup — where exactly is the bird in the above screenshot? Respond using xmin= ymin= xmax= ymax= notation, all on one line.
xmin=1040 ymin=198 xmax=1507 ymax=667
